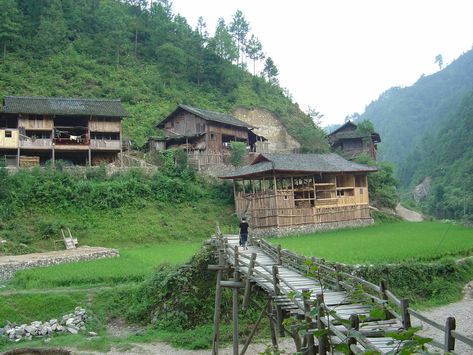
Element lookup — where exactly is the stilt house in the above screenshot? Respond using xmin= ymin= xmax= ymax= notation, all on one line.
xmin=220 ymin=153 xmax=378 ymax=236
xmin=151 ymin=105 xmax=268 ymax=167
xmin=328 ymin=121 xmax=381 ymax=160
xmin=0 ymin=96 xmax=127 ymax=167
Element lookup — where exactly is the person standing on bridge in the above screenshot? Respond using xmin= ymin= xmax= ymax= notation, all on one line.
xmin=239 ymin=217 xmax=249 ymax=250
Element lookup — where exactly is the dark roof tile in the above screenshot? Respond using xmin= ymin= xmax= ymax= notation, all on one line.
xmin=1 ymin=96 xmax=127 ymax=117
xmin=220 ymin=153 xmax=378 ymax=179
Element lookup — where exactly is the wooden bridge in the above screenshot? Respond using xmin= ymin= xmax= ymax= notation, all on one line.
xmin=209 ymin=229 xmax=473 ymax=355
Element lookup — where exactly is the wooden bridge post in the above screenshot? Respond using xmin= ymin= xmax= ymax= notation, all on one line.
xmin=302 ymin=289 xmax=316 ymax=355
xmin=347 ymin=314 xmax=360 ymax=355
xmin=316 ymin=293 xmax=328 ymax=355
xmin=277 ymin=244 xmax=282 ymax=265
xmin=444 ymin=316 xmax=456 ymax=352
xmin=272 ymin=265 xmax=285 ymax=337
xmin=379 ymin=280 xmax=391 ymax=320
xmin=400 ymin=299 xmax=411 ymax=329
xmin=267 ymin=298 xmax=278 ymax=350
xmin=334 ymin=264 xmax=342 ymax=291
xmin=242 ymin=253 xmax=257 ymax=310
xmin=212 ymin=248 xmax=225 ymax=355
xmin=233 ymin=245 xmax=240 ymax=355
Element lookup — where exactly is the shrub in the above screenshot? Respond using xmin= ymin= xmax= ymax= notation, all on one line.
xmin=229 ymin=141 xmax=246 ymax=166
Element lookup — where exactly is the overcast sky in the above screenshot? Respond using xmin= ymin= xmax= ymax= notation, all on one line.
xmin=171 ymin=0 xmax=473 ymax=126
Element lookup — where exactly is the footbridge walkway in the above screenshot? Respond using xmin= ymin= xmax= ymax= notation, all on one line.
xmin=209 ymin=228 xmax=473 ymax=355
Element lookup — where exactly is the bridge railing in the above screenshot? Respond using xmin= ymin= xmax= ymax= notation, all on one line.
xmin=249 ymin=236 xmax=473 ymax=353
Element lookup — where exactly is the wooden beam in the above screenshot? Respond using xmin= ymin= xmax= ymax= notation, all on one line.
xmin=212 ymin=249 xmax=225 ymax=355
xmin=240 ymin=299 xmax=270 ymax=355
xmin=233 ymin=245 xmax=240 ymax=355
xmin=242 ymin=253 xmax=257 ymax=310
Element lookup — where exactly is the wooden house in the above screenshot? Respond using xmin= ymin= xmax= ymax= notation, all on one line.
xmin=153 ymin=105 xmax=267 ymax=165
xmin=220 ymin=153 xmax=378 ymax=236
xmin=0 ymin=96 xmax=127 ymax=167
xmin=328 ymin=121 xmax=381 ymax=160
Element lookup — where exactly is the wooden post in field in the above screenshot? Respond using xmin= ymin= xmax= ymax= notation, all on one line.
xmin=277 ymin=244 xmax=282 ymax=265
xmin=334 ymin=264 xmax=342 ymax=291
xmin=444 ymin=317 xmax=456 ymax=352
xmin=232 ymin=245 xmax=240 ymax=355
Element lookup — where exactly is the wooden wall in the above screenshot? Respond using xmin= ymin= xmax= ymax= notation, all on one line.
xmin=0 ymin=129 xmax=19 ymax=148
xmin=234 ymin=173 xmax=370 ymax=229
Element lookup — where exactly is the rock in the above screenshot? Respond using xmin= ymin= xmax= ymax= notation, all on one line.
xmin=50 ymin=319 xmax=57 ymax=325
xmin=24 ymin=325 xmax=35 ymax=334
xmin=56 ymin=325 xmax=64 ymax=332
xmin=87 ymin=331 xmax=98 ymax=337
xmin=51 ymin=323 xmax=57 ymax=331
xmin=65 ymin=318 xmax=75 ymax=326
xmin=67 ymin=326 xmax=78 ymax=334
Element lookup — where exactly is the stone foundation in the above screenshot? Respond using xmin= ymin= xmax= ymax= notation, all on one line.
xmin=251 ymin=218 xmax=374 ymax=238
xmin=0 ymin=247 xmax=119 ymax=283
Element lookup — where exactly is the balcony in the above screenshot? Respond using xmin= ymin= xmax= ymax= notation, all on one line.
xmin=89 ymin=120 xmax=120 ymax=132
xmin=20 ymin=138 xmax=52 ymax=149
xmin=90 ymin=139 xmax=121 ymax=150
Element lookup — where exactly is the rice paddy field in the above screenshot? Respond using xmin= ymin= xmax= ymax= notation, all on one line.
xmin=272 ymin=221 xmax=473 ymax=264
xmin=7 ymin=242 xmax=202 ymax=289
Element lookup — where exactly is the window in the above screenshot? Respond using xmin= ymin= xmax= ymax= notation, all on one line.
xmin=210 ymin=133 xmax=215 ymax=140
xmin=5 ymin=130 xmax=12 ymax=138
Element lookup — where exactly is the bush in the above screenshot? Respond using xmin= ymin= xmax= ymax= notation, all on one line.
xmin=229 ymin=141 xmax=246 ymax=166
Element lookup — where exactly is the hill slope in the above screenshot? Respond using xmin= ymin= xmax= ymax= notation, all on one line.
xmin=0 ymin=0 xmax=327 ymax=152
xmin=359 ymin=49 xmax=473 ymax=171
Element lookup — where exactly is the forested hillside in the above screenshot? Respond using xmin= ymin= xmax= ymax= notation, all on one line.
xmin=402 ymin=90 xmax=473 ymax=220
xmin=0 ymin=0 xmax=328 ymax=151
xmin=357 ymin=48 xmax=473 ymax=220
xmin=359 ymin=49 xmax=473 ymax=169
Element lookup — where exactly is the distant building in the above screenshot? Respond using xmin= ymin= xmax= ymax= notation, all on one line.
xmin=0 ymin=96 xmax=127 ymax=167
xmin=220 ymin=153 xmax=378 ymax=236
xmin=151 ymin=104 xmax=267 ymax=169
xmin=328 ymin=121 xmax=381 ymax=160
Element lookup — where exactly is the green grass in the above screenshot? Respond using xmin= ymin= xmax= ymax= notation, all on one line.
xmin=273 ymin=221 xmax=473 ymax=264
xmin=1 ymin=201 xmax=236 ymax=254
xmin=8 ymin=242 xmax=202 ymax=289
xmin=0 ymin=292 xmax=87 ymax=326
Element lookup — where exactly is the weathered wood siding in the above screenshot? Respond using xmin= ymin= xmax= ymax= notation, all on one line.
xmin=18 ymin=115 xmax=54 ymax=130
xmin=89 ymin=118 xmax=121 ymax=132
xmin=0 ymin=129 xmax=19 ymax=148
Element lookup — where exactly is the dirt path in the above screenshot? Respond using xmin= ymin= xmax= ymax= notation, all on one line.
xmin=418 ymin=281 xmax=473 ymax=354
xmin=395 ymin=203 xmax=424 ymax=222
xmin=72 ymin=339 xmax=296 ymax=355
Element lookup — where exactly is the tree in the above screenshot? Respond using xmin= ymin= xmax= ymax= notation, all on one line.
xmin=208 ymin=18 xmax=238 ymax=62
xmin=245 ymin=34 xmax=264 ymax=75
xmin=435 ymin=54 xmax=443 ymax=70
xmin=263 ymin=57 xmax=279 ymax=85
xmin=127 ymin=0 xmax=147 ymax=58
xmin=307 ymin=106 xmax=324 ymax=126
xmin=35 ymin=0 xmax=69 ymax=56
xmin=156 ymin=43 xmax=187 ymax=84
xmin=0 ymin=0 xmax=21 ymax=60
xmin=196 ymin=16 xmax=208 ymax=42
xmin=229 ymin=10 xmax=249 ymax=66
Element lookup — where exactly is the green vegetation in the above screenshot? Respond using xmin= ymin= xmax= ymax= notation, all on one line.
xmin=274 ymin=221 xmax=473 ymax=264
xmin=0 ymin=0 xmax=328 ymax=152
xmin=360 ymin=49 xmax=473 ymax=169
xmin=0 ymin=292 xmax=87 ymax=326
xmin=9 ymin=243 xmax=201 ymax=289
xmin=403 ymin=91 xmax=473 ymax=220
xmin=354 ymin=154 xmax=399 ymax=209
xmin=229 ymin=141 xmax=246 ymax=166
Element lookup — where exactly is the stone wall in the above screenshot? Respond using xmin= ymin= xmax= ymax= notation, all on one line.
xmin=251 ymin=218 xmax=374 ymax=238
xmin=233 ymin=107 xmax=301 ymax=153
xmin=0 ymin=247 xmax=119 ymax=283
